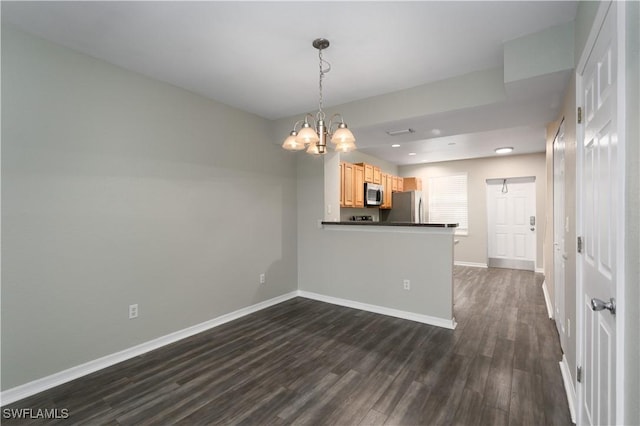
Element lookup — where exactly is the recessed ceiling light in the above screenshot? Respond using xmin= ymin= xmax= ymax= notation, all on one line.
xmin=431 ymin=128 xmax=442 ymax=136
xmin=495 ymin=147 xmax=514 ymax=154
xmin=391 ymin=144 xmax=401 ymax=148
xmin=408 ymin=152 xmax=417 ymax=156
xmin=386 ymin=128 xmax=415 ymax=136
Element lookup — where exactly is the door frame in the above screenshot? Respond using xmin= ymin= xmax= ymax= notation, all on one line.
xmin=552 ymin=120 xmax=567 ymax=351
xmin=576 ymin=1 xmax=627 ymax=423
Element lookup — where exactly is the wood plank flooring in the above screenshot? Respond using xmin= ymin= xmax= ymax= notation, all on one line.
xmin=2 ymin=266 xmax=572 ymax=425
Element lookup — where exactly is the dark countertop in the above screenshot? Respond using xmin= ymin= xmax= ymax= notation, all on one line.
xmin=321 ymin=221 xmax=458 ymax=228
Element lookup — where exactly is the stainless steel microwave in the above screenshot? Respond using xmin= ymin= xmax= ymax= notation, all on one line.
xmin=364 ymin=183 xmax=383 ymax=206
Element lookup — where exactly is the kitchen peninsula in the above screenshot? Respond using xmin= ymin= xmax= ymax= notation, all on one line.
xmin=305 ymin=220 xmax=459 ymax=330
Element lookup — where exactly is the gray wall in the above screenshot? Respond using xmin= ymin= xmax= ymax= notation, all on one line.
xmin=1 ymin=26 xmax=298 ymax=390
xmin=400 ymin=153 xmax=546 ymax=269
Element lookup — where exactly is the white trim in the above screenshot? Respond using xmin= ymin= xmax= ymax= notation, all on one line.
xmin=576 ymin=1 xmax=613 ymax=74
xmin=559 ymin=354 xmax=577 ymax=424
xmin=542 ymin=280 xmax=554 ymax=319
xmin=0 ymin=291 xmax=299 ymax=406
xmin=298 ymin=290 xmax=457 ymax=330
xmin=454 ymin=261 xmax=488 ymax=268
xmin=535 ymin=267 xmax=544 ymax=274
xmin=485 ymin=176 xmax=536 ymax=184
xmin=322 ymin=224 xmax=455 ymax=235
xmin=614 ymin=2 xmax=626 ymax=422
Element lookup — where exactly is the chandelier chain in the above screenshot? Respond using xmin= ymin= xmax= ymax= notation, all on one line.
xmin=317 ymin=48 xmax=331 ymax=121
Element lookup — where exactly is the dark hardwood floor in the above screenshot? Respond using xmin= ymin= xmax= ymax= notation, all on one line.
xmin=2 ymin=266 xmax=572 ymax=425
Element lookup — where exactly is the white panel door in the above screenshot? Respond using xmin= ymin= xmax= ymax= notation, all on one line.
xmin=554 ymin=121 xmax=567 ymax=350
xmin=486 ymin=178 xmax=536 ymax=271
xmin=578 ymin=2 xmax=619 ymax=424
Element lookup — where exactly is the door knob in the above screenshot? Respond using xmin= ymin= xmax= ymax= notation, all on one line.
xmin=591 ymin=297 xmax=616 ymax=315
xmin=530 ymin=227 xmax=535 ymax=231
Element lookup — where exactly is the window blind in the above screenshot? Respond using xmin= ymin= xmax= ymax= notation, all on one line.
xmin=428 ymin=174 xmax=468 ymax=233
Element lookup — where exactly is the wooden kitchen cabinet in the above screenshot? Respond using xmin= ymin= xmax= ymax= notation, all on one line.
xmin=373 ymin=166 xmax=382 ymax=184
xmin=403 ymin=177 xmax=422 ymax=191
xmin=397 ymin=177 xmax=404 ymax=192
xmin=354 ymin=164 xmax=364 ymax=208
xmin=392 ymin=176 xmax=398 ymax=192
xmin=359 ymin=163 xmax=374 ymax=183
xmin=380 ymin=173 xmax=394 ymax=209
xmin=340 ymin=163 xmax=345 ymax=207
xmin=342 ymin=162 xmax=355 ymax=207
xmin=356 ymin=162 xmax=381 ymax=185
xmin=380 ymin=172 xmax=388 ymax=209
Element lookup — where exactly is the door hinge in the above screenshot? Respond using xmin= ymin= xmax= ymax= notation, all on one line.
xmin=577 ymin=365 xmax=583 ymax=383
xmin=577 ymin=236 xmax=583 ymax=253
xmin=577 ymin=107 xmax=583 ymax=124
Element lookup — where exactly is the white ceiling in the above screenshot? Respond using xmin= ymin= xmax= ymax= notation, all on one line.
xmin=2 ymin=1 xmax=578 ymax=165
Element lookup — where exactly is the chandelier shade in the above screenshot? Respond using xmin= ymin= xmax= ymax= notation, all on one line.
xmin=330 ymin=123 xmax=356 ymax=144
xmin=335 ymin=141 xmax=357 ymax=153
xmin=282 ymin=38 xmax=356 ymax=155
xmin=306 ymin=143 xmax=321 ymax=155
xmin=295 ymin=123 xmax=320 ymax=145
xmin=281 ymin=130 xmax=305 ymax=151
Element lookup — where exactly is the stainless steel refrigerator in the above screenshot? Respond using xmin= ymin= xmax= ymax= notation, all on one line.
xmin=381 ymin=191 xmax=424 ymax=223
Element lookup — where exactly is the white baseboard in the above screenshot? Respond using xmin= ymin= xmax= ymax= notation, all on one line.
xmin=559 ymin=354 xmax=577 ymax=423
xmin=454 ymin=261 xmax=488 ymax=268
xmin=542 ymin=280 xmax=554 ymax=319
xmin=298 ymin=290 xmax=457 ymax=330
xmin=535 ymin=267 xmax=545 ymax=274
xmin=0 ymin=291 xmax=299 ymax=406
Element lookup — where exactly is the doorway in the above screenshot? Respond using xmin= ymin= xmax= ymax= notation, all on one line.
xmin=486 ymin=177 xmax=537 ymax=271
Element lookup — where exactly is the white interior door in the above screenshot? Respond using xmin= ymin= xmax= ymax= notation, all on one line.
xmin=578 ymin=2 xmax=620 ymax=424
xmin=486 ymin=177 xmax=536 ymax=271
xmin=554 ymin=121 xmax=567 ymax=350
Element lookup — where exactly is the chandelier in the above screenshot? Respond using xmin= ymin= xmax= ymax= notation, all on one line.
xmin=282 ymin=38 xmax=356 ymax=155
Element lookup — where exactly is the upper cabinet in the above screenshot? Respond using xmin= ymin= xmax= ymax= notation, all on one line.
xmin=403 ymin=177 xmax=422 ymax=191
xmin=373 ymin=167 xmax=382 ymax=185
xmin=354 ymin=164 xmax=365 ymax=208
xmin=357 ymin=163 xmax=382 ymax=184
xmin=380 ymin=173 xmax=394 ymax=209
xmin=362 ymin=163 xmax=374 ymax=182
xmin=341 ymin=162 xmax=355 ymax=208
xmin=393 ymin=176 xmax=405 ymax=192
xmin=341 ymin=162 xmax=365 ymax=208
xmin=341 ymin=162 xmax=404 ymax=209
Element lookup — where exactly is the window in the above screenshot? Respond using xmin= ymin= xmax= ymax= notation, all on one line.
xmin=428 ymin=174 xmax=468 ymax=234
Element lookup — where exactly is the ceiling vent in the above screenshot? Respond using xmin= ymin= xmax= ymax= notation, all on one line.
xmin=386 ymin=128 xmax=415 ymax=136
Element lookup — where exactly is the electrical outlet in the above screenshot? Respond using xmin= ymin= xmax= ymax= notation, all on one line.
xmin=129 ymin=304 xmax=138 ymax=319
xmin=259 ymin=273 xmax=266 ymax=284
xmin=327 ymin=204 xmax=332 ymax=214
xmin=403 ymin=279 xmax=410 ymax=291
